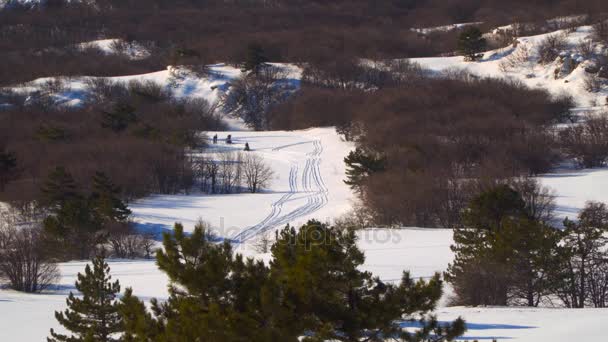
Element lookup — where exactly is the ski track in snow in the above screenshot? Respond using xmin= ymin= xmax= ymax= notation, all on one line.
xmin=234 ymin=140 xmax=329 ymax=241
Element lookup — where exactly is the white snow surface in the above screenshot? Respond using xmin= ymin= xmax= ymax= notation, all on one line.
xmin=131 ymin=127 xmax=355 ymax=246
xmin=3 ymin=229 xmax=608 ymax=341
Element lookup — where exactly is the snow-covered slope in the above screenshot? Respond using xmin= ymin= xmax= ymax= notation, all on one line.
xmin=131 ymin=127 xmax=355 ymax=247
xmin=412 ymin=26 xmax=608 ymax=109
xmin=8 ymin=63 xmax=301 ymax=111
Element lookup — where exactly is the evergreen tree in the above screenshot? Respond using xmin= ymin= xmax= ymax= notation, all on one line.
xmin=90 ymin=172 xmax=131 ymax=222
xmin=462 ymin=184 xmax=527 ymax=231
xmin=447 ymin=185 xmax=533 ymax=306
xmin=343 ymin=147 xmax=386 ymax=192
xmin=242 ymin=43 xmax=268 ymax=74
xmin=457 ymin=27 xmax=486 ymax=61
xmin=271 ymin=220 xmax=466 ymax=341
xmin=0 ymin=149 xmax=18 ymax=191
xmin=554 ymin=201 xmax=608 ymax=308
xmin=101 ymin=102 xmax=137 ymax=132
xmin=121 ymin=221 xmax=466 ymax=342
xmin=49 ymin=255 xmax=123 ymax=342
xmin=448 ymin=185 xmax=565 ymax=306
xmin=41 ymin=168 xmax=103 ymax=260
xmin=121 ymin=221 xmax=293 ymax=341
xmin=493 ymin=217 xmax=562 ymax=306
xmin=41 ymin=166 xmax=81 ymax=209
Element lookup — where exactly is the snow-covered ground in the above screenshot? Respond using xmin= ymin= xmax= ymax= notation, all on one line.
xmin=4 ymin=228 xmax=608 ymax=341
xmin=77 ymin=39 xmax=151 ymax=60
xmin=131 ymin=127 xmax=355 ymax=248
xmin=4 ymin=24 xmax=608 ymax=341
xmin=7 ymin=63 xmax=302 ymax=110
xmin=412 ymin=25 xmax=608 ymax=109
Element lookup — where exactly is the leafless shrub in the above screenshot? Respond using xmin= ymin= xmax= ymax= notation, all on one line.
xmin=242 ymin=153 xmax=274 ymax=193
xmin=537 ymin=33 xmax=568 ymax=64
xmin=0 ymin=207 xmax=60 ymax=293
xmin=577 ymin=39 xmax=595 ymax=59
xmin=196 ymin=155 xmax=220 ymax=194
xmin=127 ymin=80 xmax=171 ymax=103
xmin=218 ymin=152 xmax=242 ymax=194
xmin=593 ymin=20 xmax=608 ymax=43
xmin=509 ymin=177 xmax=556 ymax=224
xmin=108 ymin=233 xmax=155 ymax=259
xmin=499 ymin=44 xmax=531 ymax=72
xmin=253 ymin=231 xmax=272 ymax=253
xmin=584 ymin=73 xmax=602 ymax=93
xmin=560 ymin=113 xmax=608 ymax=168
xmin=40 ymin=78 xmax=66 ymax=94
xmin=84 ymin=78 xmax=128 ymax=104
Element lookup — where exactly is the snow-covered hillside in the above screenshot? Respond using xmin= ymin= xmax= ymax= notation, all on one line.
xmin=4 ymin=22 xmax=608 ymax=342
xmin=7 ymin=63 xmax=301 ymax=112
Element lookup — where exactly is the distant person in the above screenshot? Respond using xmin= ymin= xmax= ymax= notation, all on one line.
xmin=212 ymin=134 xmax=218 ymax=144
xmin=244 ymin=142 xmax=250 ymax=151
xmin=226 ymin=134 xmax=232 ymax=144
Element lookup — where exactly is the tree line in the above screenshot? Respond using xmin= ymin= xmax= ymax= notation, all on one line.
xmin=47 ymin=220 xmax=466 ymax=342
xmin=0 ymin=79 xmax=224 ymax=204
xmin=0 ymin=168 xmax=154 ymax=294
xmin=4 ymin=0 xmax=608 ymax=87
xmin=447 ymin=184 xmax=608 ymax=309
xmin=269 ymin=59 xmax=574 ymax=227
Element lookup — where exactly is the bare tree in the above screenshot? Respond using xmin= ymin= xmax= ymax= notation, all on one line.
xmin=593 ymin=19 xmax=608 ymax=43
xmin=0 ymin=207 xmax=60 ymax=293
xmin=510 ymin=177 xmax=556 ymax=224
xmin=106 ymin=221 xmax=156 ymax=259
xmin=253 ymin=230 xmax=272 ymax=253
xmin=221 ymin=66 xmax=293 ymax=130
xmin=537 ymin=33 xmax=567 ymax=64
xmin=242 ymin=154 xmax=274 ymax=193
xmin=560 ymin=113 xmax=608 ymax=168
xmin=218 ymin=152 xmax=242 ymax=194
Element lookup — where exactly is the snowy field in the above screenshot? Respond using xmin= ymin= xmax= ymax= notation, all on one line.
xmin=4 ymin=229 xmax=608 ymax=341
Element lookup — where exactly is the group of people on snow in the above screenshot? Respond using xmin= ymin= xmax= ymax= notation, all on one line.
xmin=212 ymin=134 xmax=251 ymax=151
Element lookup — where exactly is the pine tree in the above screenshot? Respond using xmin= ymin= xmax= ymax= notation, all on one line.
xmin=0 ymin=149 xmax=18 ymax=192
xmin=447 ymin=185 xmax=562 ymax=306
xmin=271 ymin=220 xmax=465 ymax=341
xmin=121 ymin=221 xmax=294 ymax=341
xmin=101 ymin=102 xmax=137 ymax=132
xmin=121 ymin=220 xmax=466 ymax=341
xmin=241 ymin=43 xmax=268 ymax=74
xmin=41 ymin=168 xmax=103 ymax=260
xmin=344 ymin=147 xmax=386 ymax=192
xmin=90 ymin=172 xmax=131 ymax=222
xmin=49 ymin=255 xmax=124 ymax=342
xmin=41 ymin=167 xmax=81 ymax=208
xmin=457 ymin=27 xmax=486 ymax=61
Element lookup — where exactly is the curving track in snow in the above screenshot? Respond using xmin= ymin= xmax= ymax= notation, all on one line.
xmin=233 ymin=139 xmax=329 ymax=242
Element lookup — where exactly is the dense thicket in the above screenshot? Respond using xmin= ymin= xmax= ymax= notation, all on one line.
xmin=0 ymin=81 xmax=224 ymax=203
xmin=271 ymin=61 xmax=572 ymax=227
xmin=2 ymin=0 xmax=607 ymax=86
